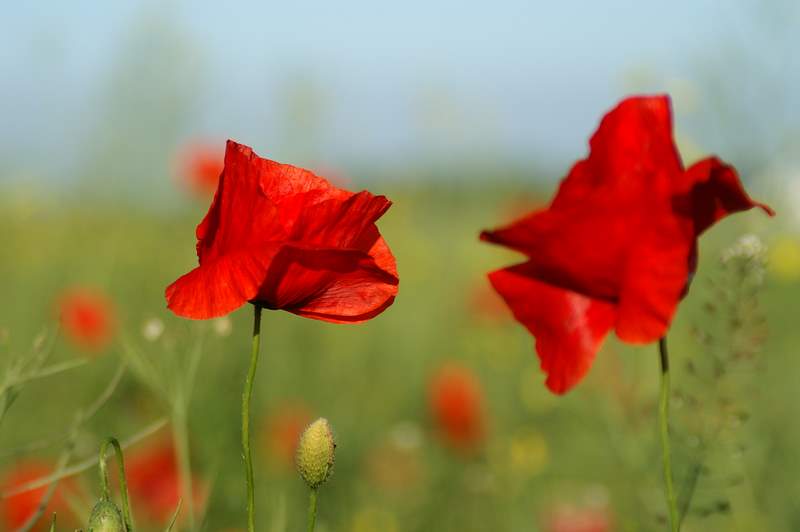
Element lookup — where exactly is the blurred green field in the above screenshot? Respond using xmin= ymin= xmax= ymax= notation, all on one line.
xmin=0 ymin=181 xmax=797 ymax=532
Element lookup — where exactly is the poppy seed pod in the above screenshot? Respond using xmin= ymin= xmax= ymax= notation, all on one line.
xmin=87 ymin=498 xmax=124 ymax=532
xmin=296 ymin=418 xmax=336 ymax=489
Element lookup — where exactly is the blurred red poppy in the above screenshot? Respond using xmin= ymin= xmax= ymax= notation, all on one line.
xmin=1 ymin=462 xmax=74 ymax=531
xmin=57 ymin=288 xmax=116 ymax=352
xmin=429 ymin=363 xmax=485 ymax=451
xmin=469 ymin=281 xmax=511 ymax=323
xmin=261 ymin=402 xmax=312 ymax=467
xmin=481 ymin=95 xmax=773 ymax=394
xmin=545 ymin=505 xmax=611 ymax=532
xmin=166 ymin=140 xmax=398 ymax=322
xmin=125 ymin=440 xmax=205 ymax=525
xmin=176 ymin=141 xmax=224 ymax=197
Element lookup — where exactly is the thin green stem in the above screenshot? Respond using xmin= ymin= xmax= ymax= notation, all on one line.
xmin=172 ymin=401 xmax=195 ymax=530
xmin=242 ymin=304 xmax=263 ymax=532
xmin=99 ymin=437 xmax=135 ymax=531
xmin=658 ymin=337 xmax=679 ymax=532
xmin=306 ymin=488 xmax=318 ymax=532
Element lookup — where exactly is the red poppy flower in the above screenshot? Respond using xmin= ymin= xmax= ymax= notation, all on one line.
xmin=165 ymin=140 xmax=398 ymax=322
xmin=176 ymin=141 xmax=224 ymax=197
xmin=125 ymin=439 xmax=205 ymax=524
xmin=429 ymin=363 xmax=486 ymax=451
xmin=1 ymin=462 xmax=74 ymax=531
xmin=481 ymin=95 xmax=773 ymax=394
xmin=261 ymin=402 xmax=312 ymax=467
xmin=545 ymin=505 xmax=611 ymax=532
xmin=57 ymin=288 xmax=116 ymax=352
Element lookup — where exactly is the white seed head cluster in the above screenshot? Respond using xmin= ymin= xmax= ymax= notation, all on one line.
xmin=296 ymin=417 xmax=336 ymax=489
xmin=720 ymin=234 xmax=767 ymax=286
xmin=721 ymin=234 xmax=766 ymax=264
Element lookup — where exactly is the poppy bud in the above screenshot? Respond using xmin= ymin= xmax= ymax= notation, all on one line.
xmin=296 ymin=418 xmax=336 ymax=489
xmin=87 ymin=498 xmax=125 ymax=532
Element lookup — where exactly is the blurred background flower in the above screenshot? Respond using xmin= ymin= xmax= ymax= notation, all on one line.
xmin=56 ymin=287 xmax=116 ymax=353
xmin=0 ymin=461 xmax=78 ymax=531
xmin=124 ymin=437 xmax=206 ymax=526
xmin=175 ymin=140 xmax=224 ymax=198
xmin=261 ymin=401 xmax=313 ymax=469
xmin=428 ymin=363 xmax=486 ymax=452
xmin=543 ymin=504 xmax=611 ymax=532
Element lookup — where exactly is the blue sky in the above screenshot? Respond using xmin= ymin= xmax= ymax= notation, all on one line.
xmin=1 ymin=1 xmax=796 ymax=183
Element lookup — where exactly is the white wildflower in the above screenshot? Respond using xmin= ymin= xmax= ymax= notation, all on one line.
xmin=141 ymin=318 xmax=165 ymax=342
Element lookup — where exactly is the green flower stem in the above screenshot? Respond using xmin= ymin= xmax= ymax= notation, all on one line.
xmin=99 ymin=437 xmax=135 ymax=531
xmin=242 ymin=304 xmax=263 ymax=532
xmin=172 ymin=401 xmax=195 ymax=530
xmin=306 ymin=488 xmax=318 ymax=532
xmin=658 ymin=337 xmax=679 ymax=532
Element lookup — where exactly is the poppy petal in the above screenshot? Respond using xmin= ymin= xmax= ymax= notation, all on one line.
xmin=488 ymin=264 xmax=616 ymax=394
xmin=259 ymin=244 xmax=398 ymax=322
xmin=680 ymin=156 xmax=775 ymax=235
xmin=195 ymin=144 xmax=284 ymax=263
xmin=481 ymin=96 xmax=685 ymax=302
xmin=165 ymin=247 xmax=280 ymax=319
xmin=615 ymin=217 xmax=693 ymax=343
xmin=225 ymin=140 xmax=347 ymax=204
xmin=168 ymin=140 xmax=397 ymax=323
xmin=580 ymin=95 xmax=682 ymax=189
xmin=195 ymin=179 xmax=222 ymax=261
xmin=365 ymin=235 xmax=398 ymax=277
xmin=288 ymin=191 xmax=392 ymax=249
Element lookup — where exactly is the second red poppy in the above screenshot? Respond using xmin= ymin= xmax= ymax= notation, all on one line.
xmin=481 ymin=95 xmax=773 ymax=394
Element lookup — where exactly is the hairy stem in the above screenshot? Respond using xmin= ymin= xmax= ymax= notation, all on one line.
xmin=306 ymin=488 xmax=318 ymax=532
xmin=659 ymin=337 xmax=679 ymax=531
xmin=99 ymin=437 xmax=135 ymax=531
xmin=242 ymin=305 xmax=263 ymax=532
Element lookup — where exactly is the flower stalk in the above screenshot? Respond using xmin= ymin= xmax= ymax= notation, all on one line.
xmin=306 ymin=488 xmax=318 ymax=532
xmin=98 ymin=437 xmax=134 ymax=531
xmin=658 ymin=337 xmax=679 ymax=532
xmin=242 ymin=304 xmax=263 ymax=532
xmin=172 ymin=401 xmax=195 ymax=531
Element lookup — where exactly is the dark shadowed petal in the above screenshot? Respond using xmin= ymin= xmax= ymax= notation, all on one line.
xmin=165 ymin=246 xmax=281 ymax=319
xmin=488 ymin=264 xmax=616 ymax=394
xmin=293 ymin=292 xmax=397 ymax=323
xmin=257 ymin=244 xmax=399 ymax=323
xmin=481 ymin=206 xmax=628 ymax=301
xmin=287 ymin=191 xmax=392 ymax=249
xmin=195 ymin=178 xmax=222 ymax=262
xmin=364 ymin=235 xmax=398 ymax=277
xmin=678 ymin=157 xmax=775 ymax=235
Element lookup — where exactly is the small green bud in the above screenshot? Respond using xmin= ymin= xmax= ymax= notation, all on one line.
xmin=87 ymin=498 xmax=125 ymax=532
xmin=296 ymin=418 xmax=336 ymax=489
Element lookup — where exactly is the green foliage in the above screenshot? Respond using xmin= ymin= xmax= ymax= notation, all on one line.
xmin=0 ymin=186 xmax=791 ymax=531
